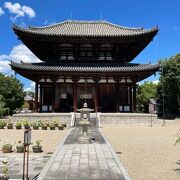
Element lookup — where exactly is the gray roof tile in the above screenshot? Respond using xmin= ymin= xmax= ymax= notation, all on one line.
xmin=11 ymin=61 xmax=160 ymax=73
xmin=13 ymin=20 xmax=158 ymax=37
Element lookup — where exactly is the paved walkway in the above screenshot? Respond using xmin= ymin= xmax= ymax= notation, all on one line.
xmin=0 ymin=153 xmax=50 ymax=179
xmin=39 ymin=125 xmax=131 ymax=180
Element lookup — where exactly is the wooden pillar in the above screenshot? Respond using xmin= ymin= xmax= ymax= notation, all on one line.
xmin=130 ymin=86 xmax=133 ymax=112
xmin=133 ymin=84 xmax=137 ymax=112
xmin=94 ymin=79 xmax=99 ymax=112
xmin=39 ymin=85 xmax=42 ymax=112
xmin=73 ymin=79 xmax=77 ymax=112
xmin=35 ymin=82 xmax=38 ymax=112
xmin=115 ymin=78 xmax=119 ymax=112
xmin=52 ymin=81 xmax=56 ymax=112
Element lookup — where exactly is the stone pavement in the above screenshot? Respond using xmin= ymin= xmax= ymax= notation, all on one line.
xmin=0 ymin=153 xmax=51 ymax=179
xmin=39 ymin=126 xmax=131 ymax=180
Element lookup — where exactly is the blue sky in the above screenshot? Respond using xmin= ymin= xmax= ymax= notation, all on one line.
xmin=0 ymin=0 xmax=180 ymax=91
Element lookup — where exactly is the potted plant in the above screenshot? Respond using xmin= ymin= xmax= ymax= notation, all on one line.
xmin=32 ymin=140 xmax=43 ymax=153
xmin=62 ymin=122 xmax=67 ymax=128
xmin=41 ymin=122 xmax=48 ymax=130
xmin=15 ymin=122 xmax=22 ymax=129
xmin=7 ymin=121 xmax=13 ymax=129
xmin=31 ymin=121 xmax=39 ymax=130
xmin=45 ymin=121 xmax=50 ymax=127
xmin=53 ymin=120 xmax=59 ymax=127
xmin=58 ymin=123 xmax=64 ymax=130
xmin=50 ymin=123 xmax=55 ymax=130
xmin=0 ymin=120 xmax=6 ymax=129
xmin=23 ymin=120 xmax=30 ymax=129
xmin=0 ymin=161 xmax=9 ymax=180
xmin=2 ymin=143 xmax=12 ymax=153
xmin=16 ymin=140 xmax=24 ymax=153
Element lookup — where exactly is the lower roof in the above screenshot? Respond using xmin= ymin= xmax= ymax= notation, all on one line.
xmin=10 ymin=61 xmax=159 ymax=82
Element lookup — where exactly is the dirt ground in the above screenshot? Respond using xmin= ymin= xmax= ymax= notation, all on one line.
xmin=0 ymin=128 xmax=69 ymax=154
xmin=102 ymin=123 xmax=180 ymax=180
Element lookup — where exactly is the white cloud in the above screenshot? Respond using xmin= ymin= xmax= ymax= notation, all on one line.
xmin=138 ymin=80 xmax=159 ymax=85
xmin=151 ymin=80 xmax=159 ymax=84
xmin=22 ymin=6 xmax=36 ymax=18
xmin=24 ymin=82 xmax=35 ymax=92
xmin=0 ymin=44 xmax=41 ymax=75
xmin=4 ymin=2 xmax=36 ymax=21
xmin=0 ymin=7 xmax=5 ymax=16
xmin=0 ymin=59 xmax=11 ymax=74
xmin=9 ymin=44 xmax=41 ymax=63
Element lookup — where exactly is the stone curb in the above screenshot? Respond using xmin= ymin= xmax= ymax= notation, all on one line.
xmin=99 ymin=128 xmax=132 ymax=180
xmin=38 ymin=128 xmax=73 ymax=180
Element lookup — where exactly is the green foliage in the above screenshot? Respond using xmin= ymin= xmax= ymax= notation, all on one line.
xmin=23 ymin=120 xmax=30 ymax=127
xmin=2 ymin=160 xmax=9 ymax=177
xmin=33 ymin=140 xmax=42 ymax=148
xmin=15 ymin=121 xmax=22 ymax=127
xmin=0 ymin=73 xmax=25 ymax=115
xmin=0 ymin=95 xmax=9 ymax=118
xmin=136 ymin=82 xmax=158 ymax=112
xmin=0 ymin=120 xmax=7 ymax=129
xmin=158 ymin=54 xmax=180 ymax=114
xmin=2 ymin=144 xmax=12 ymax=149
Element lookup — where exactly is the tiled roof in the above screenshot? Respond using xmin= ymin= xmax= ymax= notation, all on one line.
xmin=13 ymin=20 xmax=158 ymax=37
xmin=11 ymin=62 xmax=160 ymax=73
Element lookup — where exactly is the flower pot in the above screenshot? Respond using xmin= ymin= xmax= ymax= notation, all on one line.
xmin=7 ymin=125 xmax=13 ymax=129
xmin=58 ymin=126 xmax=64 ymax=130
xmin=50 ymin=126 xmax=55 ymax=130
xmin=62 ymin=123 xmax=66 ymax=127
xmin=16 ymin=146 xmax=24 ymax=153
xmin=42 ymin=126 xmax=47 ymax=130
xmin=16 ymin=126 xmax=22 ymax=130
xmin=24 ymin=126 xmax=30 ymax=129
xmin=32 ymin=146 xmax=43 ymax=153
xmin=33 ymin=126 xmax=39 ymax=130
xmin=2 ymin=146 xmax=12 ymax=153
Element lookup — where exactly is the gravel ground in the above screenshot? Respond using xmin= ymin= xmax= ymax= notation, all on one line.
xmin=102 ymin=123 xmax=180 ymax=180
xmin=0 ymin=128 xmax=68 ymax=154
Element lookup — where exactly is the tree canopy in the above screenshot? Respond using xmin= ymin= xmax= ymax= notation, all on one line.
xmin=0 ymin=73 xmax=25 ymax=115
xmin=157 ymin=54 xmax=180 ymax=114
xmin=137 ymin=82 xmax=158 ymax=113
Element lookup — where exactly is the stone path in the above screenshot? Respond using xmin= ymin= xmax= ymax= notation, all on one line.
xmin=0 ymin=153 xmax=51 ymax=179
xmin=39 ymin=126 xmax=130 ymax=180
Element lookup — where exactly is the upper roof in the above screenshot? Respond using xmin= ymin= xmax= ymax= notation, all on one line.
xmin=13 ymin=20 xmax=158 ymax=37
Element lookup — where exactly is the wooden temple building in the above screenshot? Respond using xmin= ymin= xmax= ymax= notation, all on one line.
xmin=11 ymin=20 xmax=159 ymax=113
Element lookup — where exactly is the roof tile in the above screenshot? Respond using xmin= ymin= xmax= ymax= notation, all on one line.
xmin=13 ymin=20 xmax=158 ymax=37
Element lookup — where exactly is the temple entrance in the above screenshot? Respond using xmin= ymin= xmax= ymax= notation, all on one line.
xmin=77 ymin=84 xmax=95 ymax=109
xmin=99 ymin=84 xmax=116 ymax=112
xmin=55 ymin=84 xmax=73 ymax=112
xmin=41 ymin=86 xmax=53 ymax=112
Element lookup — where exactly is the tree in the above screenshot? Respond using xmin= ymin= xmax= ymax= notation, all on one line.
xmin=136 ymin=82 xmax=158 ymax=113
xmin=0 ymin=73 xmax=25 ymax=114
xmin=0 ymin=95 xmax=9 ymax=118
xmin=157 ymin=54 xmax=180 ymax=114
